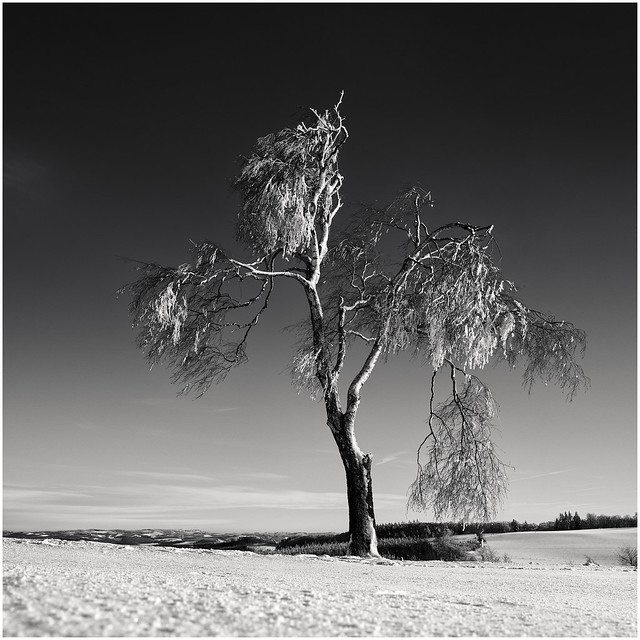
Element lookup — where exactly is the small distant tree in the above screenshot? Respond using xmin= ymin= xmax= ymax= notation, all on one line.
xmin=584 ymin=512 xmax=598 ymax=529
xmin=617 ymin=546 xmax=638 ymax=567
xmin=555 ymin=511 xmax=577 ymax=530
xmin=120 ymin=96 xmax=588 ymax=557
xmin=572 ymin=512 xmax=582 ymax=530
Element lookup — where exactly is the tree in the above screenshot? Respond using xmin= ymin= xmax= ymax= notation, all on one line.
xmin=573 ymin=512 xmax=582 ymax=530
xmin=120 ymin=95 xmax=588 ymax=557
xmin=617 ymin=546 xmax=637 ymax=567
xmin=584 ymin=512 xmax=598 ymax=529
xmin=555 ymin=511 xmax=577 ymax=530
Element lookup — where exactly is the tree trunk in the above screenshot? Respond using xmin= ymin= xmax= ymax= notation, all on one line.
xmin=344 ymin=450 xmax=379 ymax=556
xmin=329 ymin=413 xmax=379 ymax=557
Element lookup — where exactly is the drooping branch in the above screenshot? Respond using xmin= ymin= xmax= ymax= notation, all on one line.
xmin=119 ymin=244 xmax=278 ymax=397
xmin=287 ymin=317 xmax=324 ymax=401
xmin=408 ymin=362 xmax=509 ymax=522
xmin=502 ymin=303 xmax=589 ymax=400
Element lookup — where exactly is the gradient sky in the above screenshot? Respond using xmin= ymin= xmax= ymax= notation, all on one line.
xmin=4 ymin=4 xmax=637 ymax=533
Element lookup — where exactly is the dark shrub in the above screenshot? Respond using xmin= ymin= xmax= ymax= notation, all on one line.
xmin=617 ymin=546 xmax=637 ymax=567
xmin=376 ymin=521 xmax=433 ymax=539
xmin=432 ymin=538 xmax=469 ymax=561
xmin=277 ymin=541 xmax=349 ymax=556
xmin=276 ymin=532 xmax=349 ymax=550
xmin=379 ymin=537 xmax=440 ymax=561
xmin=380 ymin=536 xmax=469 ymax=561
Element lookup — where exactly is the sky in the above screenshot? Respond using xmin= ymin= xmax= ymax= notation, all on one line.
xmin=3 ymin=3 xmax=637 ymax=533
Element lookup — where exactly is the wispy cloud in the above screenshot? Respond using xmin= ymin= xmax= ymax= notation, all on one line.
xmin=120 ymin=471 xmax=217 ymax=483
xmin=507 ymin=500 xmax=589 ymax=510
xmin=131 ymin=397 xmax=237 ymax=413
xmin=4 ymin=480 xmax=406 ymax=529
xmin=234 ymin=472 xmax=287 ymax=480
xmin=75 ymin=422 xmax=100 ymax=431
xmin=566 ymin=485 xmax=602 ymax=495
xmin=511 ymin=469 xmax=571 ymax=482
xmin=130 ymin=397 xmax=181 ymax=408
xmin=3 ymin=157 xmax=46 ymax=194
xmin=4 ymin=484 xmax=90 ymax=503
xmin=375 ymin=451 xmax=409 ymax=467
xmin=4 ymin=492 xmax=234 ymax=530
xmin=119 ymin=470 xmax=287 ymax=483
xmin=313 ymin=448 xmax=338 ymax=457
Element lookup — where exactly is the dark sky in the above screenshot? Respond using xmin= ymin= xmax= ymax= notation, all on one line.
xmin=4 ymin=4 xmax=636 ymax=531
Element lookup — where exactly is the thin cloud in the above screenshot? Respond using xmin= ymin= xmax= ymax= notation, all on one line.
xmin=120 ymin=471 xmax=216 ymax=483
xmin=375 ymin=451 xmax=409 ymax=466
xmin=140 ymin=427 xmax=175 ymax=438
xmin=120 ymin=470 xmax=286 ymax=483
xmin=4 ymin=484 xmax=90 ymax=502
xmin=312 ymin=448 xmax=337 ymax=456
xmin=130 ymin=397 xmax=182 ymax=407
xmin=75 ymin=422 xmax=100 ymax=431
xmin=4 ymin=481 xmax=407 ymax=526
xmin=508 ymin=500 xmax=592 ymax=512
xmin=233 ymin=472 xmax=287 ymax=480
xmin=5 ymin=497 xmax=234 ymax=530
xmin=131 ymin=397 xmax=237 ymax=413
xmin=511 ymin=470 xmax=571 ymax=482
xmin=566 ymin=485 xmax=603 ymax=495
xmin=3 ymin=156 xmax=46 ymax=193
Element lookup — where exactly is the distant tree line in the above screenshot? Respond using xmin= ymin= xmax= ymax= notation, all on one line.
xmin=549 ymin=511 xmax=637 ymax=531
xmin=372 ymin=512 xmax=637 ymax=538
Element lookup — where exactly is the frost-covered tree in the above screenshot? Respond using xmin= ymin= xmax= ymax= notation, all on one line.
xmin=120 ymin=95 xmax=588 ymax=557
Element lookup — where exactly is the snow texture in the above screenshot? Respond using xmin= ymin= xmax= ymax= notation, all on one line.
xmin=3 ymin=537 xmax=637 ymax=637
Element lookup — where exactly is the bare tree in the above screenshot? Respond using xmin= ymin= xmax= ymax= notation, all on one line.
xmin=617 ymin=546 xmax=637 ymax=567
xmin=120 ymin=95 xmax=588 ymax=557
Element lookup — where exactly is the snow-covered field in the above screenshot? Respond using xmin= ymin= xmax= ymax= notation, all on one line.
xmin=482 ymin=528 xmax=638 ymax=566
xmin=3 ymin=534 xmax=637 ymax=637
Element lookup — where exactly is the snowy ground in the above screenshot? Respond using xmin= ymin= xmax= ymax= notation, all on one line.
xmin=3 ymin=537 xmax=636 ymax=637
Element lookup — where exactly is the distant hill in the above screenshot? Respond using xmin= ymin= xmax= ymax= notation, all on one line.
xmin=5 ymin=526 xmax=636 ymax=565
xmin=2 ymin=529 xmax=287 ymax=551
